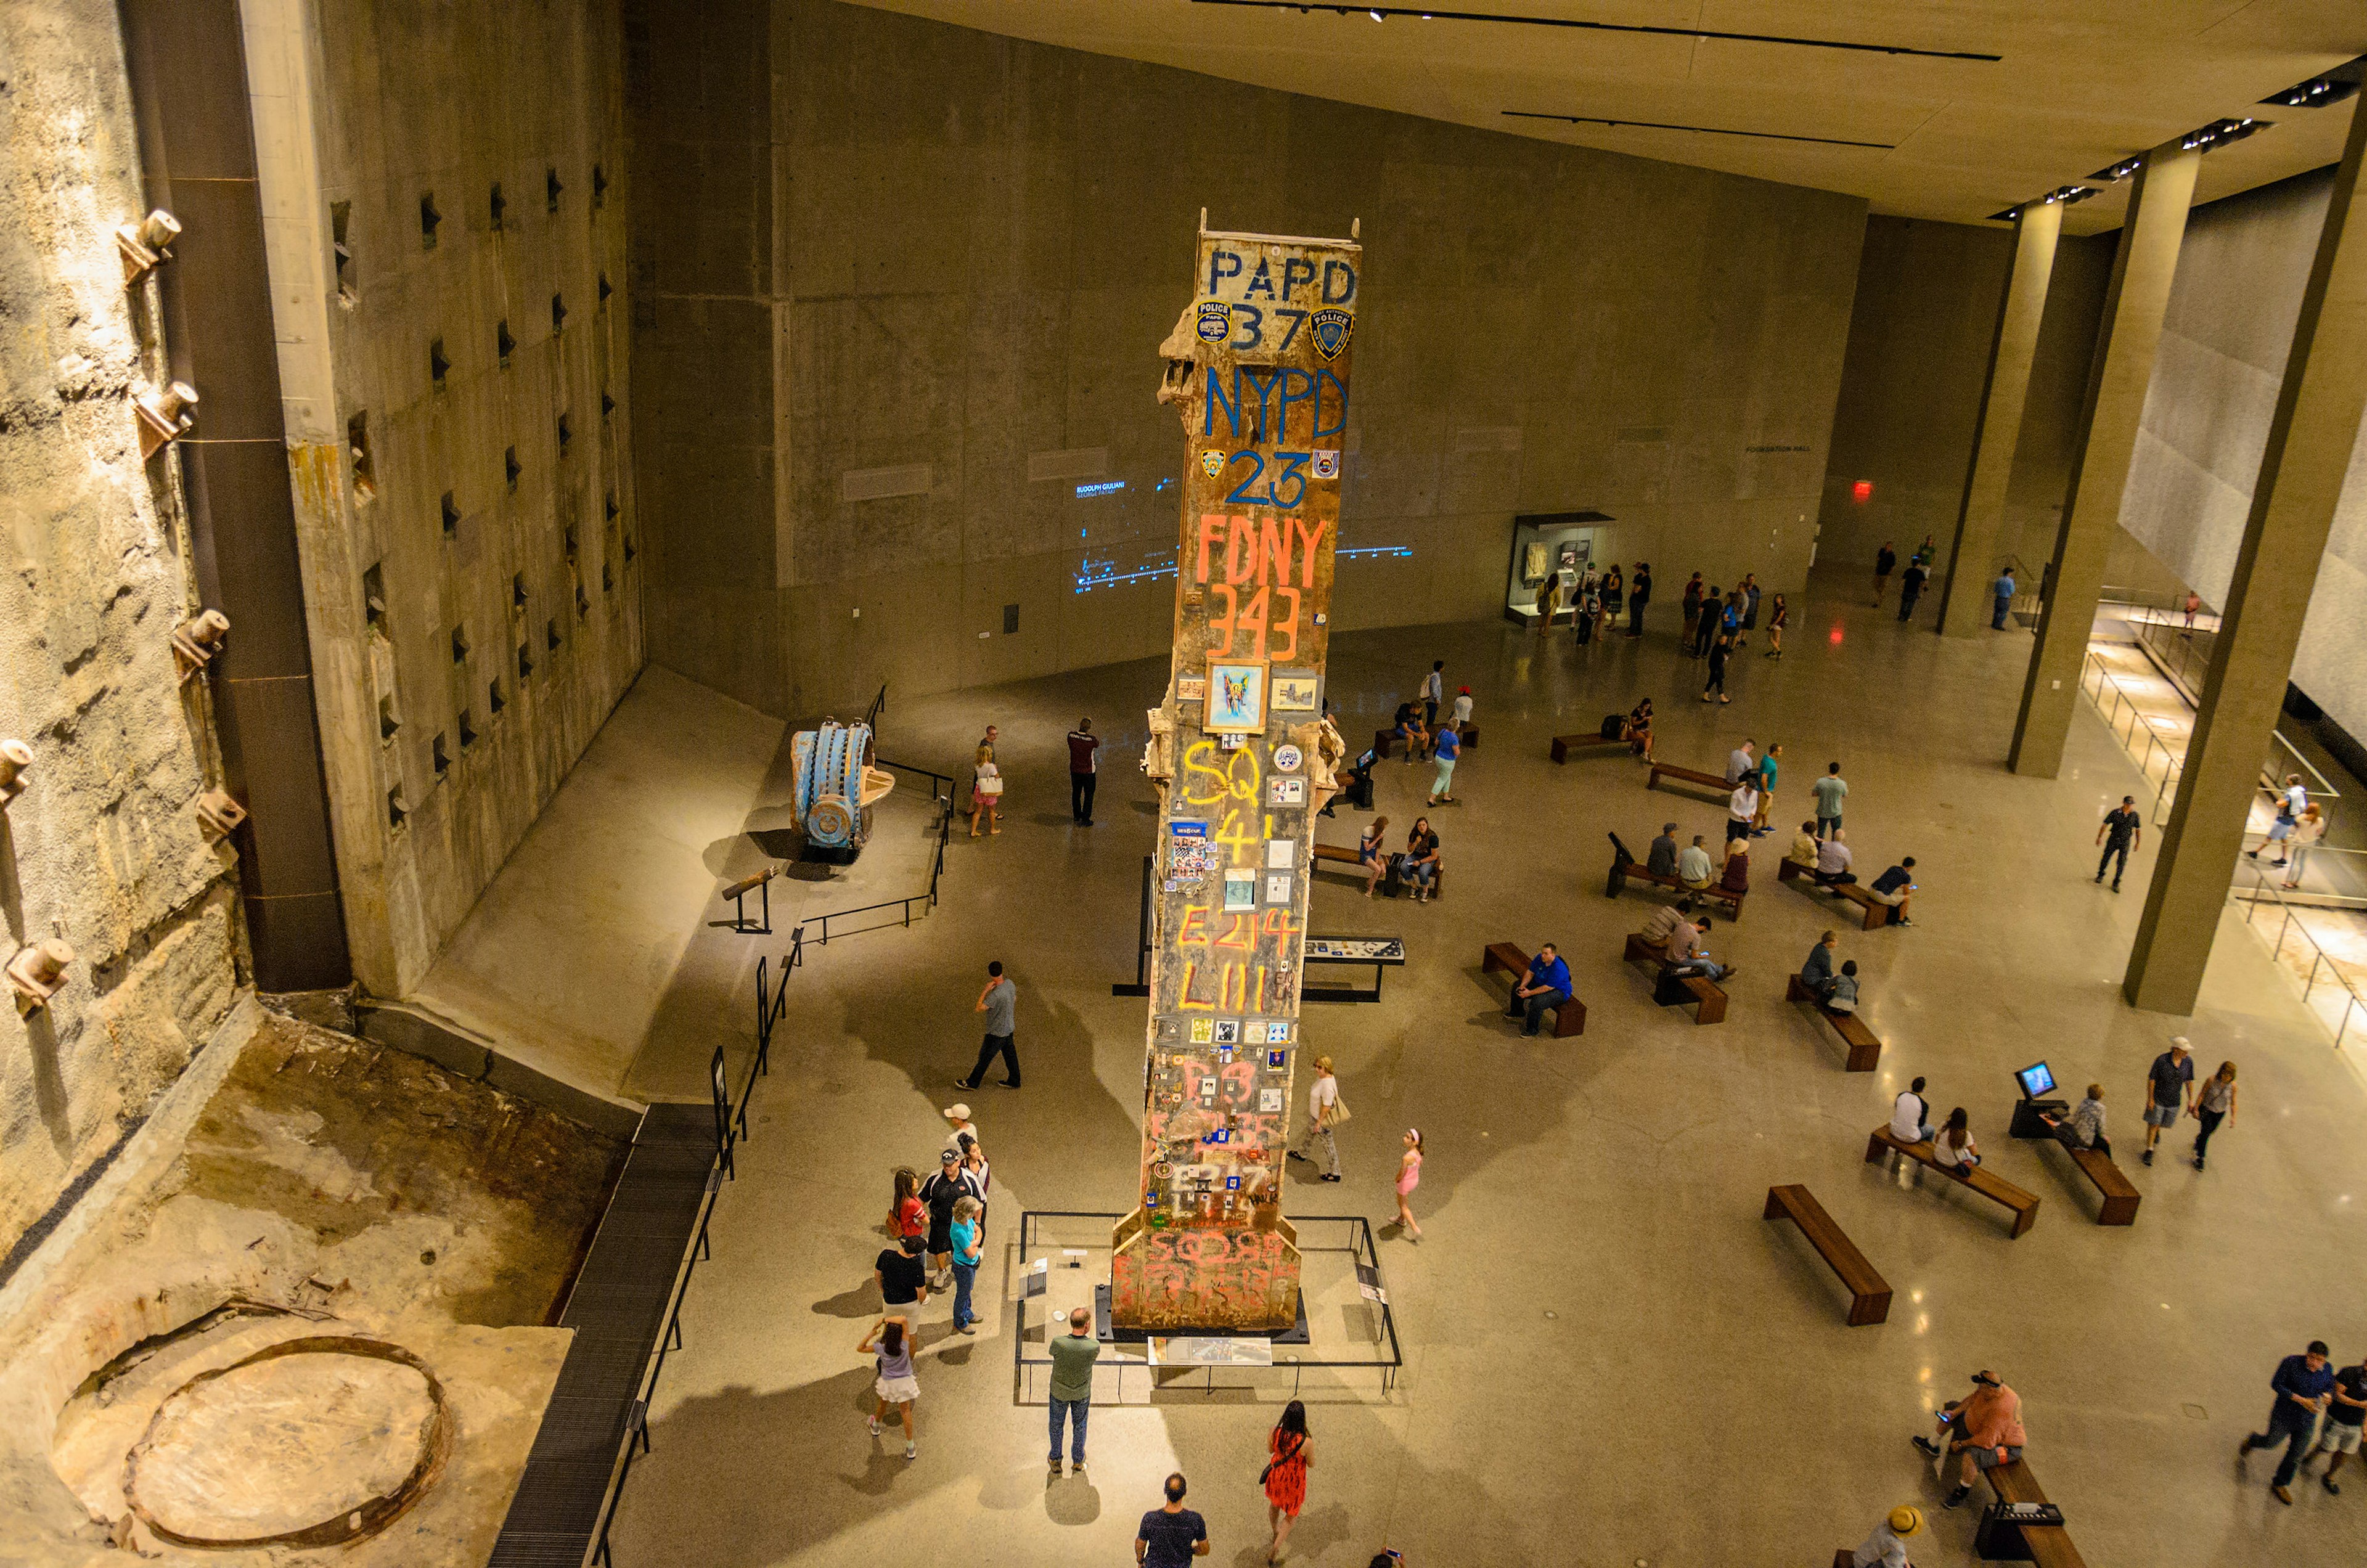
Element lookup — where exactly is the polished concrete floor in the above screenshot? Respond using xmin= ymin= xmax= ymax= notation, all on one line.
xmin=565 ymin=569 xmax=2367 ymax=1567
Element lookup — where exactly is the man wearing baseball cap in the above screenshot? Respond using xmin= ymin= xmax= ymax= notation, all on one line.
xmin=1850 ymin=1505 xmax=1922 ymax=1567
xmin=1913 ymin=1369 xmax=2025 ymax=1509
xmin=2141 ymin=1036 xmax=2194 ymax=1165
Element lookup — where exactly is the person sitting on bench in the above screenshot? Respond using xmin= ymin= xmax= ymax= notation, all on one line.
xmin=1866 ymin=857 xmax=1916 ymax=925
xmin=2040 ymin=1082 xmax=2112 ymax=1159
xmin=1358 ymin=815 xmax=1391 ymax=898
xmin=1622 ymin=698 xmax=1655 ymax=761
xmin=1891 ymin=1077 xmax=1933 ymax=1144
xmin=1392 ymin=701 xmax=1430 ymax=764
xmin=1933 ymin=1108 xmax=1981 ymax=1177
xmin=1813 ymin=828 xmax=1858 ymax=888
xmin=1825 ymin=960 xmax=1860 ymax=1015
xmin=1912 ymin=1370 xmax=2027 ymax=1511
xmin=1642 ymin=907 xmax=1731 ymax=982
xmin=1677 ymin=834 xmax=1713 ymax=906
xmin=1719 ymin=837 xmax=1750 ymax=898
xmin=1800 ymin=929 xmax=1840 ymax=1002
xmin=1503 ymin=942 xmax=1572 ymax=1037
xmin=1646 ymin=822 xmax=1680 ymax=878
xmin=1397 ymin=817 xmax=1441 ymax=903
xmin=1786 ymin=819 xmax=1821 ymax=871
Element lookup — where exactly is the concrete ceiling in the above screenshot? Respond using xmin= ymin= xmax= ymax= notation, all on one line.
xmin=840 ymin=1 xmax=2363 ymax=233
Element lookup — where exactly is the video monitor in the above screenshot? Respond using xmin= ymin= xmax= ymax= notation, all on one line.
xmin=2016 ymin=1061 xmax=2056 ymax=1101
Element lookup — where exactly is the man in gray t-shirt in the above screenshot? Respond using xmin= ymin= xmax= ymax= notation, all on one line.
xmin=1047 ymin=1305 xmax=1101 ymax=1474
xmin=957 ymin=961 xmax=1021 ymax=1090
xmin=1812 ymin=764 xmax=1848 ymax=838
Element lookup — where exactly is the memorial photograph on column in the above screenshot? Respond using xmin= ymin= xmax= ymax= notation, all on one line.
xmin=1110 ymin=218 xmax=1359 ymax=1334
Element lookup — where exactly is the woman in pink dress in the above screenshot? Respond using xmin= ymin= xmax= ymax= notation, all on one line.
xmin=1393 ymin=1129 xmax=1423 ymax=1240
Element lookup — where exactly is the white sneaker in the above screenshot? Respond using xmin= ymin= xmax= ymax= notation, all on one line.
xmin=868 ymin=1415 xmax=880 ymax=1435
xmin=905 ymin=1441 xmax=917 ymax=1461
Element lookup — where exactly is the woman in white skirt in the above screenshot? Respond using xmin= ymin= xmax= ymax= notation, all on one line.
xmin=862 ymin=1314 xmax=920 ymax=1460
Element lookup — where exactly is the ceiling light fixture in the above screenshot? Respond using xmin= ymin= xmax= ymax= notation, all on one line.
xmin=2178 ymin=116 xmax=2267 ymax=153
xmin=1192 ymin=1 xmax=2001 ymax=62
xmin=2260 ymin=62 xmax=2360 ymax=110
xmin=2087 ymin=157 xmax=2143 ymax=184
xmin=1503 ymin=109 xmax=1893 ymax=149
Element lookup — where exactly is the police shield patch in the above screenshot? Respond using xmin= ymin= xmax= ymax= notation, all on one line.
xmin=1310 ymin=449 xmax=1340 ymax=480
xmin=1309 ymin=307 xmax=1353 ymax=361
xmin=1196 ymin=301 xmax=1232 ymax=343
xmin=1199 ymin=449 xmax=1225 ymax=479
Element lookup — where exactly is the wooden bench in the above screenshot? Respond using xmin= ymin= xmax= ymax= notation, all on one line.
xmin=1621 ymin=932 xmax=1728 ymax=1024
xmin=1311 ymin=842 xmax=1444 ymax=899
xmin=1312 ymin=842 xmax=1370 ymax=884
xmin=1480 ymin=942 xmax=1585 ymax=1038
xmin=1646 ymin=761 xmax=1732 ymax=800
xmin=1775 ymin=857 xmax=1895 ymax=929
xmin=1982 ymin=1458 xmax=2087 ymax=1568
xmin=1372 ymin=728 xmax=1396 ymax=758
xmin=2034 ymin=1138 xmax=2141 ymax=1226
xmin=1784 ymin=974 xmax=1881 ymax=1071
xmin=1764 ymin=1185 xmax=1890 ymax=1326
xmin=1612 ymin=856 xmax=1744 ymax=918
xmin=1865 ymin=1126 xmax=2039 ymax=1238
xmin=1550 ymin=730 xmax=1625 ymax=763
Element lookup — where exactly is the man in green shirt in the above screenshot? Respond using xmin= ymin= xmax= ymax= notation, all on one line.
xmin=1048 ymin=1305 xmax=1101 ymax=1477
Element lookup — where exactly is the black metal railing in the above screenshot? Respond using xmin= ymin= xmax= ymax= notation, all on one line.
xmin=584 ymin=925 xmax=806 ymax=1567
xmin=861 ymin=681 xmax=888 ymax=732
xmin=804 ymin=788 xmax=954 ymax=945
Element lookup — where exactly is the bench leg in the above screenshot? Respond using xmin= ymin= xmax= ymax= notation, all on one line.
xmin=1849 ymin=1286 xmax=1892 ymax=1327
xmin=1847 ymin=1036 xmax=1881 ymax=1073
xmin=2009 ymin=1200 xmax=2038 ymax=1239
xmin=1694 ymin=992 xmax=1727 ymax=1025
xmin=1865 ymin=1132 xmax=1888 ymax=1164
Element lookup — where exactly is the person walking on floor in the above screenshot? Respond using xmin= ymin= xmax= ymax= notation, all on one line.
xmin=1764 ymin=593 xmax=1788 ymax=658
xmin=2242 ymin=1340 xmax=2337 ymax=1503
xmin=861 ymin=1314 xmax=920 ymax=1460
xmin=1047 ymin=1305 xmax=1100 ymax=1477
xmin=1393 ymin=1129 xmax=1424 ymax=1240
xmin=2095 ymin=796 xmax=2141 ymax=891
xmin=2183 ymin=589 xmax=2202 ymax=632
xmin=1873 ymin=542 xmax=1897 ymax=606
xmin=1138 ymin=1474 xmax=1209 ymax=1566
xmin=2140 ymin=1035 xmax=2194 ymax=1166
xmin=1067 ymin=717 xmax=1100 ymax=825
xmin=1680 ymin=573 xmax=1705 ymax=647
xmin=1702 ymin=627 xmax=1734 ymax=703
xmin=1913 ymin=1369 xmax=2025 ymax=1509
xmin=1288 ymin=1056 xmax=1346 ymax=1180
xmin=1741 ymin=573 xmax=1761 ymax=630
xmin=2308 ymin=1355 xmax=2367 ymax=1494
xmin=1505 ymin=942 xmax=1572 ymax=1036
xmin=955 ymin=962 xmax=1021 ymax=1090
xmin=1852 ymin=1504 xmax=1924 ymax=1567
xmin=1812 ymin=762 xmax=1848 ymax=838
xmin=1262 ymin=1401 xmax=1314 ymax=1564
xmin=969 ymin=753 xmax=1003 ymax=837
xmin=1426 ymin=719 xmax=1460 ymax=806
xmin=1753 ymin=743 xmax=1782 ymax=835
xmin=1896 ymin=557 xmax=1928 ymax=623
xmin=2284 ymin=802 xmax=2324 ymax=888
xmin=947 ymin=1194 xmax=984 ymax=1334
xmin=1692 ymin=586 xmax=1722 ymax=658
xmin=2189 ymin=1059 xmax=2237 ymax=1169
xmin=1990 ymin=568 xmax=2017 ymax=630
xmin=1725 ymin=738 xmax=1757 ymax=789
xmin=1420 ymin=660 xmax=1444 ymax=732
xmin=1626 ymin=561 xmax=1651 ymax=637
xmin=968 ymin=725 xmax=998 ymax=817
xmin=1725 ymin=777 xmax=1760 ymax=844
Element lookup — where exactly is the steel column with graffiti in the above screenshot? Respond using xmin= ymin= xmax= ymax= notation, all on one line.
xmin=1111 ymin=216 xmax=1359 ymax=1333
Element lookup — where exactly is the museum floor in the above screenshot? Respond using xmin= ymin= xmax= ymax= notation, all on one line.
xmin=560 ymin=570 xmax=2367 ymax=1567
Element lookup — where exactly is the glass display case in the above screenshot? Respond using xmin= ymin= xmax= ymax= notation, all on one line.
xmin=1503 ymin=510 xmax=1613 ymax=628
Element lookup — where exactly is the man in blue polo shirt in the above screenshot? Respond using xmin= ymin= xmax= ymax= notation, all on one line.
xmin=2242 ymin=1340 xmax=2337 ymax=1502
xmin=1991 ymin=569 xmax=2016 ymax=629
xmin=1504 ymin=942 xmax=1571 ymax=1037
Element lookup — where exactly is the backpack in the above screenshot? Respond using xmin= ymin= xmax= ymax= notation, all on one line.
xmin=1600 ymin=714 xmax=1623 ymax=740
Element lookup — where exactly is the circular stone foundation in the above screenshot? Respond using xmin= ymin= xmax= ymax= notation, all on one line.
xmin=125 ymin=1336 xmax=448 ymax=1548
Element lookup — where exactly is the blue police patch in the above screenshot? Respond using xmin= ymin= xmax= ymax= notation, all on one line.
xmin=1196 ymin=301 xmax=1232 ymax=343
xmin=1200 ymin=449 xmax=1225 ymax=479
xmin=1309 ymin=307 xmax=1353 ymax=360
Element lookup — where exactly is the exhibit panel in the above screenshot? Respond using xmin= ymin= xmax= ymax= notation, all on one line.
xmin=1502 ymin=510 xmax=1615 ymax=627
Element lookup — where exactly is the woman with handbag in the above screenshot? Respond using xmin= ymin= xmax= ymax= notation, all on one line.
xmin=1287 ymin=1057 xmax=1346 ymax=1180
xmin=969 ymin=756 xmax=1002 ymax=837
xmin=1261 ymin=1400 xmax=1314 ymax=1564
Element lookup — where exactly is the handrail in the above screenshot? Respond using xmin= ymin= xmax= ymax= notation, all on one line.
xmin=2079 ymin=648 xmax=2185 ymax=825
xmin=806 ymin=790 xmax=954 ymax=945
xmin=582 ymin=923 xmax=805 ymax=1568
xmin=861 ymin=682 xmax=888 ymax=732
xmin=2231 ymin=861 xmax=2367 ymax=1049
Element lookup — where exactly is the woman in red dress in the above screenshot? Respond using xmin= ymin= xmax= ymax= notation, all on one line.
xmin=1262 ymin=1399 xmax=1313 ymax=1563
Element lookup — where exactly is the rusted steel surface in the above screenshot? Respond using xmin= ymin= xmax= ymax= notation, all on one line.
xmin=1110 ymin=219 xmax=1360 ymax=1333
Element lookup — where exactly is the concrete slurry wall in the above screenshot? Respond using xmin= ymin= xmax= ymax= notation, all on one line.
xmin=255 ymin=0 xmax=644 ymax=994
xmin=1817 ymin=215 xmax=2116 ymax=578
xmin=628 ymin=0 xmax=1868 ymax=719
xmin=0 ymin=1 xmax=242 ymax=1270
xmin=2120 ymin=165 xmax=2367 ymax=742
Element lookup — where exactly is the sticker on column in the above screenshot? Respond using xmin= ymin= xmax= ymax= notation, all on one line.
xmin=1190 ymin=1019 xmax=1214 ymax=1043
xmin=1259 ymin=1088 xmax=1284 ymax=1113
xmin=1223 ymin=867 xmax=1257 ymax=910
xmin=1178 ymin=674 xmax=1207 ymax=702
xmin=1243 ymin=1021 xmax=1270 ymax=1043
xmin=1265 ymin=839 xmax=1296 ymax=868
xmin=1269 ymin=777 xmax=1306 ymax=806
xmin=1265 ymin=873 xmax=1293 ymax=903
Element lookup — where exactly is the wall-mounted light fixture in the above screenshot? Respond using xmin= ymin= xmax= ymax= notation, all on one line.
xmin=195 ymin=790 xmax=248 ymax=837
xmin=2180 ymin=116 xmax=2268 ymax=153
xmin=6 ymin=939 xmax=73 ymax=1009
xmin=172 ymin=609 xmax=231 ymax=682
xmin=115 ymin=209 xmax=182 ymax=284
xmin=0 ymin=739 xmax=31 ymax=807
xmin=135 ymin=382 xmax=198 ymax=459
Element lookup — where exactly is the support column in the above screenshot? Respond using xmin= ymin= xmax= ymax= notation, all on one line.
xmin=2009 ymin=143 xmax=2199 ymax=777
xmin=1936 ymin=200 xmax=2062 ymax=637
xmin=2126 ymin=102 xmax=2367 ymax=1015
